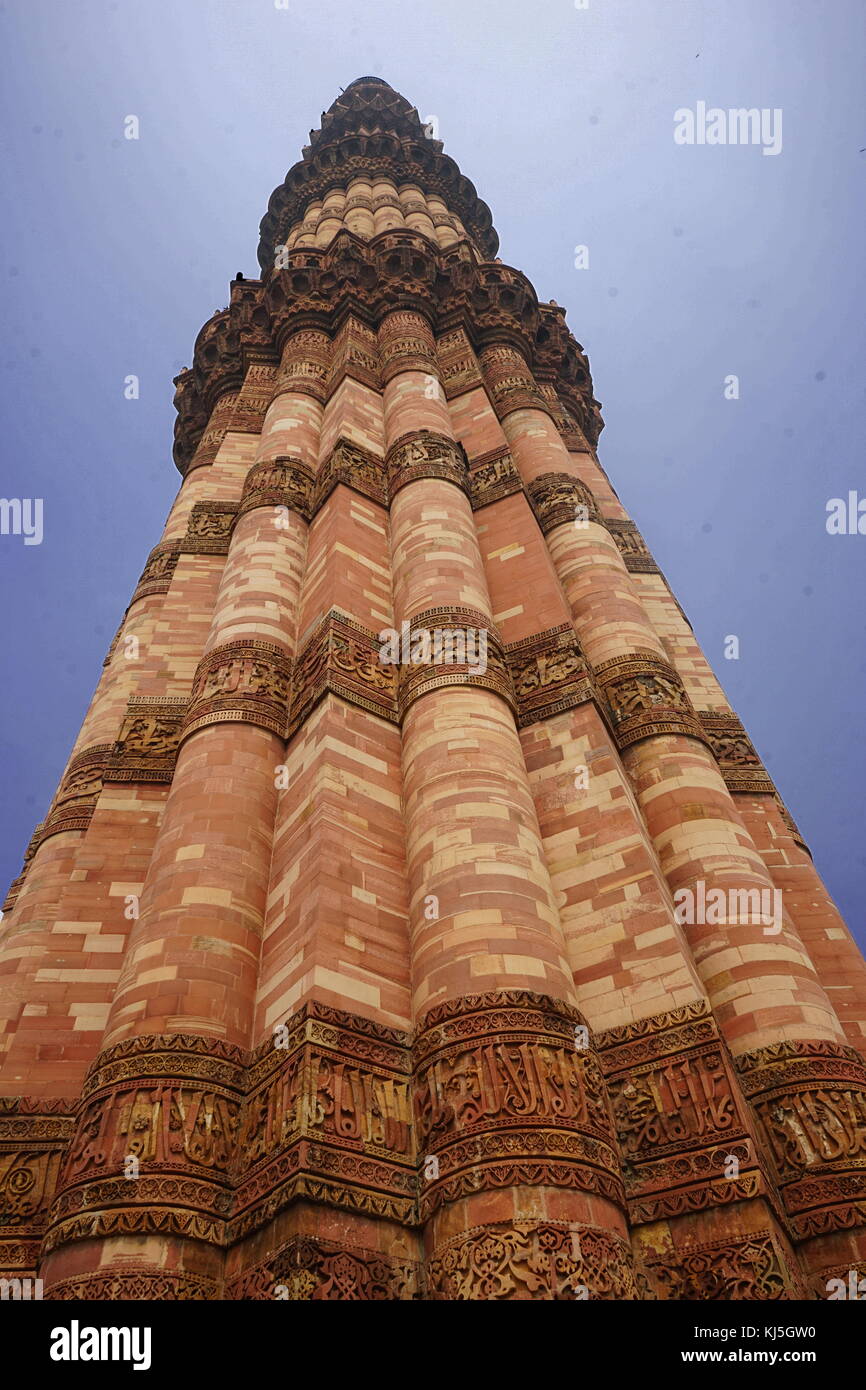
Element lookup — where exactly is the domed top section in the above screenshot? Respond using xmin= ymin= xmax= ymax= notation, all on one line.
xmin=257 ymin=79 xmax=499 ymax=269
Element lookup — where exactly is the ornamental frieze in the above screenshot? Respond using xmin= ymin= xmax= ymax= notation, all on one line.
xmin=637 ymin=1229 xmax=797 ymax=1301
xmin=526 ymin=471 xmax=601 ymax=533
xmin=597 ymin=1002 xmax=766 ymax=1225
xmin=271 ymin=1236 xmax=421 ymax=1301
xmin=698 ymin=711 xmax=776 ymax=795
xmin=605 ymin=519 xmax=660 ymax=573
xmin=286 ymin=609 xmax=399 ymax=740
xmin=1 ymin=823 xmax=42 ymax=914
xmin=130 ymin=540 xmax=180 ymax=604
xmin=436 ymin=327 xmax=484 ymax=400
xmin=593 ymin=652 xmax=708 ymax=750
xmin=396 ymin=606 xmax=514 ymax=720
xmin=479 ymin=344 xmax=553 ymax=421
xmin=314 ymin=437 xmax=387 ymax=511
xmin=327 ymin=317 xmax=381 ymax=395
xmin=183 ymin=639 xmax=292 ymax=741
xmin=39 ymin=744 xmax=112 ymax=842
xmin=232 ymin=1003 xmax=415 ymax=1240
xmin=504 ymin=624 xmax=593 ymax=727
xmin=426 ymin=1220 xmax=637 ymax=1301
xmin=385 ymin=429 xmax=470 ymax=500
xmin=468 ymin=446 xmax=523 ymax=511
xmin=236 ymin=454 xmax=315 ymax=523
xmin=378 ymin=309 xmax=438 ymax=381
xmin=44 ymin=1036 xmax=247 ymax=1256
xmin=413 ymin=990 xmax=624 ymax=1220
xmin=179 ymin=501 xmax=237 ymax=555
xmin=0 ymin=1099 xmax=76 ymax=1275
xmin=274 ymin=329 xmax=330 ymax=402
xmin=44 ymin=1269 xmax=221 ymax=1301
xmin=734 ymin=1038 xmax=866 ymax=1238
xmin=103 ymin=697 xmax=187 ymax=784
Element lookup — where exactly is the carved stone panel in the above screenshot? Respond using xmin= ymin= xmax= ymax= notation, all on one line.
xmin=468 ymin=446 xmax=523 ymax=511
xmin=385 ymin=429 xmax=470 ymax=501
xmin=594 ymin=652 xmax=708 ymax=749
xmin=286 ymin=609 xmax=398 ymax=740
xmin=184 ymin=640 xmax=292 ymax=740
xmin=413 ymin=990 xmax=625 ymax=1220
xmin=527 ymin=472 xmax=600 ymax=533
xmin=504 ymin=624 xmax=593 ymax=727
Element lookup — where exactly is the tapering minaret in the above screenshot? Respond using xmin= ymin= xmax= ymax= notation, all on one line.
xmin=2 ymin=77 xmax=866 ymax=1301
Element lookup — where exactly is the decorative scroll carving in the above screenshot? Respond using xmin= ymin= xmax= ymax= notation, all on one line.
xmin=46 ymin=1269 xmax=221 ymax=1300
xmin=183 ymin=640 xmax=292 ymax=741
xmin=538 ymin=382 xmax=590 ymax=452
xmin=0 ymin=1099 xmax=76 ymax=1275
xmin=698 ymin=711 xmax=775 ymax=794
xmin=237 ymin=455 xmax=315 ymax=523
xmin=504 ymin=624 xmax=593 ymax=727
xmin=396 ymin=606 xmax=515 ymax=720
xmin=526 ymin=472 xmax=600 ymax=533
xmin=274 ymin=330 xmax=330 ymax=403
xmin=44 ymin=1035 xmax=247 ymax=1256
xmin=228 ymin=362 xmax=276 ymax=434
xmin=1 ymin=823 xmax=42 ymax=914
xmin=385 ymin=429 xmax=470 ymax=500
xmin=479 ymin=344 xmax=554 ymax=422
xmin=233 ymin=1004 xmax=415 ymax=1241
xmin=414 ymin=990 xmax=624 ymax=1220
xmin=328 ymin=316 xmax=381 ymax=395
xmin=315 ymin=437 xmax=387 ymax=510
xmin=638 ymin=1230 xmax=794 ymax=1301
xmin=271 ymin=1236 xmax=420 ymax=1300
xmin=180 ymin=501 xmax=237 ymax=554
xmin=597 ymin=1002 xmax=766 ymax=1223
xmin=39 ymin=744 xmax=112 ymax=842
xmin=735 ymin=1039 xmax=866 ymax=1240
xmin=468 ymin=446 xmax=523 ymax=510
xmin=286 ymin=609 xmax=398 ymax=740
xmin=436 ymin=327 xmax=484 ymax=400
xmin=130 ymin=541 xmax=180 ymax=604
xmin=605 ymin=519 xmax=660 ymax=573
xmin=594 ymin=652 xmax=708 ymax=749
xmin=103 ymin=697 xmax=188 ymax=784
xmin=427 ymin=1221 xmax=636 ymax=1300
xmin=186 ymin=389 xmax=241 ymax=472
xmin=378 ymin=310 xmax=438 ymax=381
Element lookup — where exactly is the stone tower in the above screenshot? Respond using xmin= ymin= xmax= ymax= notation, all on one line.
xmin=2 ymin=77 xmax=866 ymax=1302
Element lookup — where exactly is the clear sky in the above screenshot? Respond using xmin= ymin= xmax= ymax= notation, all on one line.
xmin=0 ymin=0 xmax=863 ymax=947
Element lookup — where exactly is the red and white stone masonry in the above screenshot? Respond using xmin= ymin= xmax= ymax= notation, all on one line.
xmin=2 ymin=77 xmax=866 ymax=1301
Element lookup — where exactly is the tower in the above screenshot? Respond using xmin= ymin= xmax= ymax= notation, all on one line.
xmin=3 ymin=76 xmax=866 ymax=1301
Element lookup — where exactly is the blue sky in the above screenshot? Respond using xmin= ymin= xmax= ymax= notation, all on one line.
xmin=0 ymin=0 xmax=863 ymax=947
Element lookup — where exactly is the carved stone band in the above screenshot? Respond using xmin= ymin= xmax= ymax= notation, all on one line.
xmin=236 ymin=455 xmax=315 ymax=523
xmin=734 ymin=1038 xmax=866 ymax=1241
xmin=606 ymin=519 xmax=660 ymax=573
xmin=395 ymin=605 xmax=514 ymax=720
xmin=183 ymin=640 xmax=292 ymax=742
xmin=469 ymin=446 xmax=523 ymax=511
xmin=414 ymin=990 xmax=625 ymax=1222
xmin=527 ymin=471 xmax=601 ymax=533
xmin=426 ymin=1220 xmax=637 ymax=1301
xmin=385 ymin=428 xmax=470 ymax=500
xmin=286 ymin=609 xmax=399 ymax=739
xmin=504 ymin=624 xmax=593 ymax=727
xmin=698 ymin=711 xmax=776 ymax=795
xmin=593 ymin=652 xmax=709 ymax=750
xmin=597 ymin=1001 xmax=766 ymax=1226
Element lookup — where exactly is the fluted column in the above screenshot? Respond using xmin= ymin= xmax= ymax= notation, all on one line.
xmin=383 ymin=311 xmax=634 ymax=1300
xmin=38 ymin=345 xmax=312 ymax=1300
xmin=482 ymin=342 xmax=866 ymax=1291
